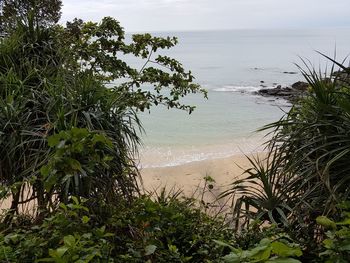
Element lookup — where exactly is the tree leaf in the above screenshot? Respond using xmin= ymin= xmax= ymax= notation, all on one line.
xmin=81 ymin=215 xmax=90 ymax=224
xmin=317 ymin=216 xmax=337 ymax=229
xmin=40 ymin=165 xmax=51 ymax=177
xmin=145 ymin=244 xmax=157 ymax=256
xmin=63 ymin=235 xmax=75 ymax=247
xmin=55 ymin=246 xmax=69 ymax=258
xmin=47 ymin=134 xmax=61 ymax=147
xmin=266 ymin=258 xmax=302 ymax=263
xmin=222 ymin=253 xmax=241 ymax=263
xmin=271 ymin=241 xmax=302 ymax=257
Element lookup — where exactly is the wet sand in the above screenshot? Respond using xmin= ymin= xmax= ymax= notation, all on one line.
xmin=140 ymin=153 xmax=260 ymax=196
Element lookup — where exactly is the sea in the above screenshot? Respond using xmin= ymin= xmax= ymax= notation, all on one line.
xmin=133 ymin=28 xmax=350 ymax=168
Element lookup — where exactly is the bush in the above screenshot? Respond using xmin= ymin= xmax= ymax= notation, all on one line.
xmin=0 ymin=12 xmax=205 ymax=222
xmin=0 ymin=194 xmax=234 ymax=262
xmin=317 ymin=202 xmax=350 ymax=262
xmin=221 ymin=56 xmax=350 ymax=255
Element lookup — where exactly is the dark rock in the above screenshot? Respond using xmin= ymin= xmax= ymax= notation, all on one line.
xmin=257 ymin=81 xmax=309 ymax=103
xmin=291 ymin=81 xmax=309 ymax=91
xmin=258 ymin=89 xmax=269 ymax=94
xmin=259 ymin=88 xmax=281 ymax=96
xmin=260 ymin=80 xmax=265 ymax=83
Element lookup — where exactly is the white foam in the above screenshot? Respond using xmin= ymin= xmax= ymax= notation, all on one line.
xmin=139 ymin=136 xmax=268 ymax=168
xmin=212 ymin=85 xmax=274 ymax=94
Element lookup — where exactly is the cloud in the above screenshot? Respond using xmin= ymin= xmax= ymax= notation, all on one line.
xmin=60 ymin=0 xmax=350 ymax=31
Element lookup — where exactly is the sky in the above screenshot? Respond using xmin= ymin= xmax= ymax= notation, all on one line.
xmin=61 ymin=0 xmax=350 ymax=32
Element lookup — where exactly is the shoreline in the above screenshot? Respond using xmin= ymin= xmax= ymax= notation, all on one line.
xmin=138 ymin=133 xmax=269 ymax=169
xmin=1 ymin=153 xmax=262 ymax=212
xmin=140 ymin=152 xmax=262 ymax=196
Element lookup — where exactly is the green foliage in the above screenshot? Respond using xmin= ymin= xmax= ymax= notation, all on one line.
xmin=60 ymin=17 xmax=207 ymax=113
xmin=317 ymin=203 xmax=350 ymax=262
xmin=220 ymin=151 xmax=302 ymax=229
xmin=259 ymin=57 xmax=350 ymax=253
xmin=215 ymin=236 xmax=302 ymax=263
xmin=214 ymin=222 xmax=303 ymax=263
xmin=0 ymin=0 xmax=62 ymax=34
xmin=39 ymin=127 xmax=131 ymax=206
xmin=0 ymin=194 xmax=234 ymax=262
xmin=262 ymin=56 xmax=350 ymax=216
xmin=222 ymin=56 xmax=350 ymax=257
xmin=0 ymin=198 xmax=114 ymax=262
xmin=108 ymin=192 xmax=233 ymax=262
xmin=232 ymin=222 xmax=283 ymax=250
xmin=0 ymin=7 xmax=205 ymax=222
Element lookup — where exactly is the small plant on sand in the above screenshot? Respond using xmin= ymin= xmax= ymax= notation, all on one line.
xmin=220 ymin=149 xmax=303 ymax=229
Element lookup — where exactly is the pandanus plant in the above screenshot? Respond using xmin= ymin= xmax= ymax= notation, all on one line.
xmin=223 ymin=55 xmax=350 ymax=237
xmin=0 ymin=15 xmax=205 ymax=222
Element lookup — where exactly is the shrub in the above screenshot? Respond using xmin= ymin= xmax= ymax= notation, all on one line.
xmin=0 ymin=194 xmax=234 ymax=262
xmin=0 ymin=11 xmax=205 ymax=222
xmin=317 ymin=202 xmax=350 ymax=262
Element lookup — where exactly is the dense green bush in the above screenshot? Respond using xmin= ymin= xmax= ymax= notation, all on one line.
xmin=316 ymin=202 xmax=350 ymax=262
xmin=1 ymin=197 xmax=118 ymax=262
xmin=223 ymin=57 xmax=349 ymax=225
xmin=1 ymin=3 xmax=350 ymax=262
xmin=266 ymin=59 xmax=350 ymax=254
xmin=0 ymin=10 xmax=205 ymax=222
xmin=0 ymin=195 xmax=234 ymax=262
xmin=216 ymin=238 xmax=302 ymax=263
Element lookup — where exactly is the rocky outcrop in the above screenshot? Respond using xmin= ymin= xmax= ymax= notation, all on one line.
xmin=256 ymin=81 xmax=309 ymax=102
xmin=255 ymin=68 xmax=350 ymax=103
xmin=291 ymin=81 xmax=309 ymax=91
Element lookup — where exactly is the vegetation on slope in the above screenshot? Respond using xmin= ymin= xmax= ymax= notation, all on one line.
xmin=1 ymin=2 xmax=350 ymax=262
xmin=0 ymin=6 xmax=205 ymax=223
xmin=221 ymin=57 xmax=350 ymax=261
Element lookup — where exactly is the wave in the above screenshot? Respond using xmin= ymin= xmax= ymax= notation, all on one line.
xmin=140 ymin=150 xmax=236 ymax=168
xmin=212 ymin=85 xmax=274 ymax=94
xmin=139 ymin=138 xmax=267 ymax=168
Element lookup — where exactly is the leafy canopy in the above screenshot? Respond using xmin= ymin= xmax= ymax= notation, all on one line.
xmin=60 ymin=17 xmax=207 ymax=113
xmin=0 ymin=0 xmax=62 ymax=34
xmin=0 ymin=10 xmax=205 ymax=221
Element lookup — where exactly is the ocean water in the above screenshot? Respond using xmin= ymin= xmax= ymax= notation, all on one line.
xmin=136 ymin=28 xmax=350 ymax=167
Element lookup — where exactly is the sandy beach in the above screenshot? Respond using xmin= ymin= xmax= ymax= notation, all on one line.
xmin=1 ymin=153 xmax=261 ymax=212
xmin=140 ymin=153 xmax=260 ymax=196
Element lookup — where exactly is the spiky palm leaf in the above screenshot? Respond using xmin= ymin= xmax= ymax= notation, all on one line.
xmin=0 ymin=19 xmax=141 ymax=219
xmin=220 ymin=147 xmax=305 ymax=229
xmin=263 ymin=56 xmax=350 ymax=217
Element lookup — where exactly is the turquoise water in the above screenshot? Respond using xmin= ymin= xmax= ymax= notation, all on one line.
xmin=137 ymin=28 xmax=350 ymax=167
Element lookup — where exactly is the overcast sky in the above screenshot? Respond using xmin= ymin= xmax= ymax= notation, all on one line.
xmin=61 ymin=0 xmax=350 ymax=32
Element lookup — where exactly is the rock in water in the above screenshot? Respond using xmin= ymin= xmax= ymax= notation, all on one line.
xmin=257 ymin=81 xmax=309 ymax=103
xmin=291 ymin=81 xmax=309 ymax=91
